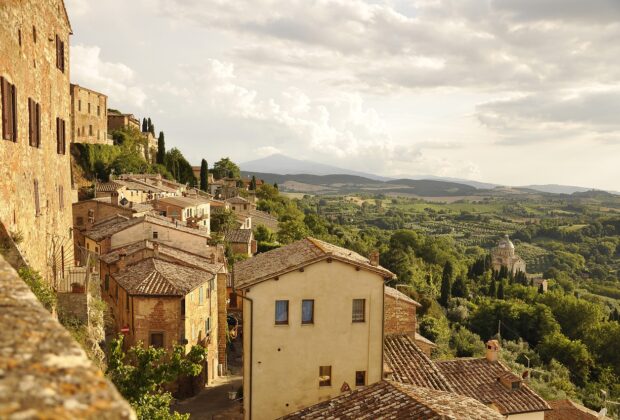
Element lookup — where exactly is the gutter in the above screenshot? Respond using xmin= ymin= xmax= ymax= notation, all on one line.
xmin=232 ymin=270 xmax=253 ymax=420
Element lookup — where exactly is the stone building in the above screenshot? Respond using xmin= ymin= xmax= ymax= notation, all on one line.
xmin=152 ymin=195 xmax=211 ymax=234
xmin=107 ymin=109 xmax=140 ymax=131
xmin=234 ymin=237 xmax=395 ymax=419
xmin=69 ymin=84 xmax=111 ymax=145
xmin=491 ymin=234 xmax=526 ymax=275
xmin=224 ymin=228 xmax=256 ymax=257
xmin=0 ymin=0 xmax=74 ymax=284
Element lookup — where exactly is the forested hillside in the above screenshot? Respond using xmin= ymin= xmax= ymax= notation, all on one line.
xmin=251 ymin=185 xmax=620 ymax=416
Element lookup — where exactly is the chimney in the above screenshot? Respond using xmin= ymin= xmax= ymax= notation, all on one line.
xmin=153 ymin=242 xmax=159 ymax=258
xmin=118 ymin=252 xmax=127 ymax=271
xmin=111 ymin=191 xmax=119 ymax=206
xmin=485 ymin=340 xmax=500 ymax=362
xmin=369 ymin=250 xmax=380 ymax=267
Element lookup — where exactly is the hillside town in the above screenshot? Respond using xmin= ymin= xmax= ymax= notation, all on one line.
xmin=1 ymin=1 xmax=619 ymax=420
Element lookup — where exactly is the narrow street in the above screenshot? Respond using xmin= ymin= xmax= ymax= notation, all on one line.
xmin=173 ymin=374 xmax=243 ymax=420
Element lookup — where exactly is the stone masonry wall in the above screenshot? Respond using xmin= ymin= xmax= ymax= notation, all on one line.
xmin=0 ymin=254 xmax=135 ymax=419
xmin=384 ymin=294 xmax=417 ymax=336
xmin=0 ymin=0 xmax=74 ymax=284
xmin=70 ymin=84 xmax=110 ymax=145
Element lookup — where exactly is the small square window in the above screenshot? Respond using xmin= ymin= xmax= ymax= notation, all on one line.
xmin=355 ymin=371 xmax=366 ymax=387
xmin=302 ymin=299 xmax=314 ymax=324
xmin=352 ymin=299 xmax=365 ymax=322
xmin=150 ymin=332 xmax=164 ymax=348
xmin=319 ymin=366 xmax=331 ymax=387
xmin=153 ymin=231 xmax=158 ymax=239
xmin=275 ymin=300 xmax=289 ymax=325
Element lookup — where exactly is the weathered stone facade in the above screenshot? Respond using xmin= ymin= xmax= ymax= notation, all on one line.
xmin=0 ymin=254 xmax=135 ymax=419
xmin=0 ymin=0 xmax=74 ymax=284
xmin=384 ymin=287 xmax=419 ymax=337
xmin=70 ymin=84 xmax=111 ymax=145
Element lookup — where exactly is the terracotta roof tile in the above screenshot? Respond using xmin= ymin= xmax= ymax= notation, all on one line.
xmin=545 ymin=399 xmax=610 ymax=420
xmin=384 ymin=334 xmax=452 ymax=391
xmin=385 ymin=286 xmax=422 ymax=307
xmin=281 ymin=380 xmax=504 ymax=419
xmin=113 ymin=258 xmax=213 ymax=296
xmin=234 ymin=237 xmax=395 ymax=289
xmin=226 ymin=196 xmax=250 ymax=204
xmin=436 ymin=358 xmax=551 ymax=415
xmin=225 ymin=229 xmax=253 ymax=244
xmin=155 ymin=196 xmax=210 ymax=208
xmin=85 ymin=214 xmax=210 ymax=242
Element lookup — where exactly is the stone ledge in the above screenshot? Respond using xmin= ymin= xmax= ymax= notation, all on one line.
xmin=0 ymin=255 xmax=135 ymax=419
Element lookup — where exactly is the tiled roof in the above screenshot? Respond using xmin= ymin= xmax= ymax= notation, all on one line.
xmin=85 ymin=216 xmax=142 ymax=242
xmin=545 ymin=399 xmax=610 ymax=420
xmin=96 ymin=181 xmax=123 ymax=192
xmin=225 ymin=229 xmax=253 ymax=244
xmin=415 ymin=332 xmax=437 ymax=347
xmin=101 ymin=240 xmax=225 ymax=274
xmin=226 ymin=196 xmax=250 ymax=205
xmin=385 ymin=286 xmax=422 ymax=307
xmin=384 ymin=334 xmax=453 ymax=392
xmin=281 ymin=380 xmax=504 ymax=419
xmin=113 ymin=258 xmax=213 ymax=296
xmin=155 ymin=196 xmax=210 ymax=208
xmin=436 ymin=358 xmax=551 ymax=415
xmin=234 ymin=237 xmax=395 ymax=289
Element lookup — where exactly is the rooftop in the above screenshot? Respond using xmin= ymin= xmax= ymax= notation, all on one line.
xmin=226 ymin=196 xmax=250 ymax=205
xmin=234 ymin=237 xmax=395 ymax=289
xmin=436 ymin=357 xmax=551 ymax=415
xmin=545 ymin=399 xmax=610 ymax=420
xmin=384 ymin=334 xmax=453 ymax=392
xmin=113 ymin=258 xmax=214 ymax=296
xmin=225 ymin=229 xmax=253 ymax=244
xmin=385 ymin=286 xmax=422 ymax=307
xmin=85 ymin=214 xmax=210 ymax=242
xmin=155 ymin=195 xmax=210 ymax=208
xmin=281 ymin=380 xmax=503 ymax=420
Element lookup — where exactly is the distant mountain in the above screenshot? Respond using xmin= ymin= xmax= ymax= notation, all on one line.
xmin=240 ymin=154 xmax=391 ymax=181
xmin=521 ymin=184 xmax=605 ymax=195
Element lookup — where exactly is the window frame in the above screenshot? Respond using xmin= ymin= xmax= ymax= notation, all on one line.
xmin=319 ymin=366 xmax=332 ymax=387
xmin=352 ymin=298 xmax=366 ymax=323
xmin=301 ymin=299 xmax=314 ymax=325
xmin=275 ymin=300 xmax=289 ymax=325
xmin=355 ymin=371 xmax=366 ymax=387
xmin=1 ymin=77 xmax=18 ymax=142
xmin=150 ymin=332 xmax=164 ymax=349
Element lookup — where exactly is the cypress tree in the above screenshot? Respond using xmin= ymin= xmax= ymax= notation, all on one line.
xmin=250 ymin=175 xmax=257 ymax=191
xmin=200 ymin=159 xmax=208 ymax=192
xmin=439 ymin=261 xmax=453 ymax=306
xmin=489 ymin=278 xmax=497 ymax=297
xmin=274 ymin=182 xmax=278 ymax=190
xmin=142 ymin=118 xmax=148 ymax=132
xmin=498 ymin=278 xmax=505 ymax=299
xmin=452 ymin=275 xmax=468 ymax=298
xmin=156 ymin=132 xmax=165 ymax=164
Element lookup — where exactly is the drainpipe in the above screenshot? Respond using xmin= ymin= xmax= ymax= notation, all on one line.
xmin=232 ymin=271 xmax=253 ymax=420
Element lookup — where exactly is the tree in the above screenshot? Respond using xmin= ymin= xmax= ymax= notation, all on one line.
xmin=274 ymin=182 xmax=278 ymax=190
xmin=213 ymin=158 xmax=240 ymax=180
xmin=211 ymin=210 xmax=237 ymax=234
xmin=147 ymin=117 xmax=155 ymax=135
xmin=157 ymin=132 xmax=166 ymax=165
xmin=106 ymin=335 xmax=207 ymax=420
xmin=254 ymin=225 xmax=274 ymax=243
xmin=250 ymin=175 xmax=257 ymax=191
xmin=538 ymin=332 xmax=593 ymax=386
xmin=199 ymin=159 xmax=208 ymax=191
xmin=439 ymin=261 xmax=453 ymax=306
xmin=497 ymin=278 xmax=505 ymax=299
xmin=452 ymin=275 xmax=468 ymax=298
xmin=142 ymin=118 xmax=148 ymax=133
xmin=277 ymin=219 xmax=310 ymax=244
xmin=165 ymin=148 xmax=196 ymax=186
xmin=488 ymin=278 xmax=497 ymax=298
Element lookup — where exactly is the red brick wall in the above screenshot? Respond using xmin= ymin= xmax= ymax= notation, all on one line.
xmin=384 ymin=294 xmax=417 ymax=336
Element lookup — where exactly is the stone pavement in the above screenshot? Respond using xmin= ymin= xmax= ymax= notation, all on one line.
xmin=173 ymin=374 xmax=243 ymax=420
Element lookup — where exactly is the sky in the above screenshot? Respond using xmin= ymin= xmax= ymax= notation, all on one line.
xmin=66 ymin=0 xmax=620 ymax=190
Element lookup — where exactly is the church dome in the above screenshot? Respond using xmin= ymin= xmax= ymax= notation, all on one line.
xmin=498 ymin=234 xmax=515 ymax=250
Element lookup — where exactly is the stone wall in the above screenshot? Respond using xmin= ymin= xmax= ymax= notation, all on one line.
xmin=384 ymin=294 xmax=417 ymax=336
xmin=0 ymin=0 xmax=74 ymax=284
xmin=57 ymin=292 xmax=89 ymax=323
xmin=70 ymin=84 xmax=110 ymax=145
xmin=0 ymin=254 xmax=134 ymax=419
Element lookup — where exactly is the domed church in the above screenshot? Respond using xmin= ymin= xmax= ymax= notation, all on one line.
xmin=491 ymin=235 xmax=526 ymax=274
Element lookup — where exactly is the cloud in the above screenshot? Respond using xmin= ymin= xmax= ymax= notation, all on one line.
xmin=64 ymin=0 xmax=90 ymax=18
xmin=71 ymin=45 xmax=147 ymax=109
xmin=476 ymin=88 xmax=620 ymax=143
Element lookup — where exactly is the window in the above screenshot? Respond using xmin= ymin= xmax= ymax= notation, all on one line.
xmin=97 ymin=105 xmax=101 ymax=116
xmin=34 ymin=180 xmax=41 ymax=216
xmin=18 ymin=28 xmax=22 ymax=47
xmin=275 ymin=300 xmax=289 ymax=325
xmin=55 ymin=34 xmax=65 ymax=72
xmin=89 ymin=125 xmax=93 ymax=136
xmin=199 ymin=287 xmax=204 ymax=304
xmin=181 ymin=299 xmax=185 ymax=317
xmin=32 ymin=26 xmax=36 ymax=43
xmin=205 ymin=317 xmax=211 ymax=334
xmin=355 ymin=371 xmax=366 ymax=387
xmin=319 ymin=366 xmax=332 ymax=387
xmin=58 ymin=185 xmax=64 ymax=210
xmin=229 ymin=292 xmax=237 ymax=308
xmin=78 ymin=100 xmax=81 ymax=111
xmin=56 ymin=117 xmax=66 ymax=154
xmin=150 ymin=333 xmax=164 ymax=348
xmin=104 ymin=274 xmax=109 ymax=291
xmin=28 ymin=98 xmax=41 ymax=147
xmin=88 ymin=103 xmax=91 ymax=114
xmin=1 ymin=77 xmax=18 ymax=142
xmin=352 ymin=299 xmax=365 ymax=322
xmin=302 ymin=299 xmax=314 ymax=324
xmin=152 ymin=231 xmax=158 ymax=239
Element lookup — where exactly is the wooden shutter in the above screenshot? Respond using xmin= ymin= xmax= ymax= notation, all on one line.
xmin=10 ymin=84 xmax=17 ymax=142
xmin=60 ymin=41 xmax=65 ymax=72
xmin=56 ymin=117 xmax=60 ymax=153
xmin=34 ymin=179 xmax=40 ymax=216
xmin=1 ymin=77 xmax=8 ymax=140
xmin=55 ymin=35 xmax=60 ymax=69
xmin=62 ymin=119 xmax=66 ymax=153
xmin=28 ymin=98 xmax=34 ymax=146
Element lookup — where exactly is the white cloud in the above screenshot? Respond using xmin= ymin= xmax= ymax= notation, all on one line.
xmin=64 ymin=0 xmax=90 ymax=18
xmin=71 ymin=45 xmax=147 ymax=109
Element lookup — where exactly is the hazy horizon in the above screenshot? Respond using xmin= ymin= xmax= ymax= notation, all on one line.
xmin=66 ymin=0 xmax=620 ymax=190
